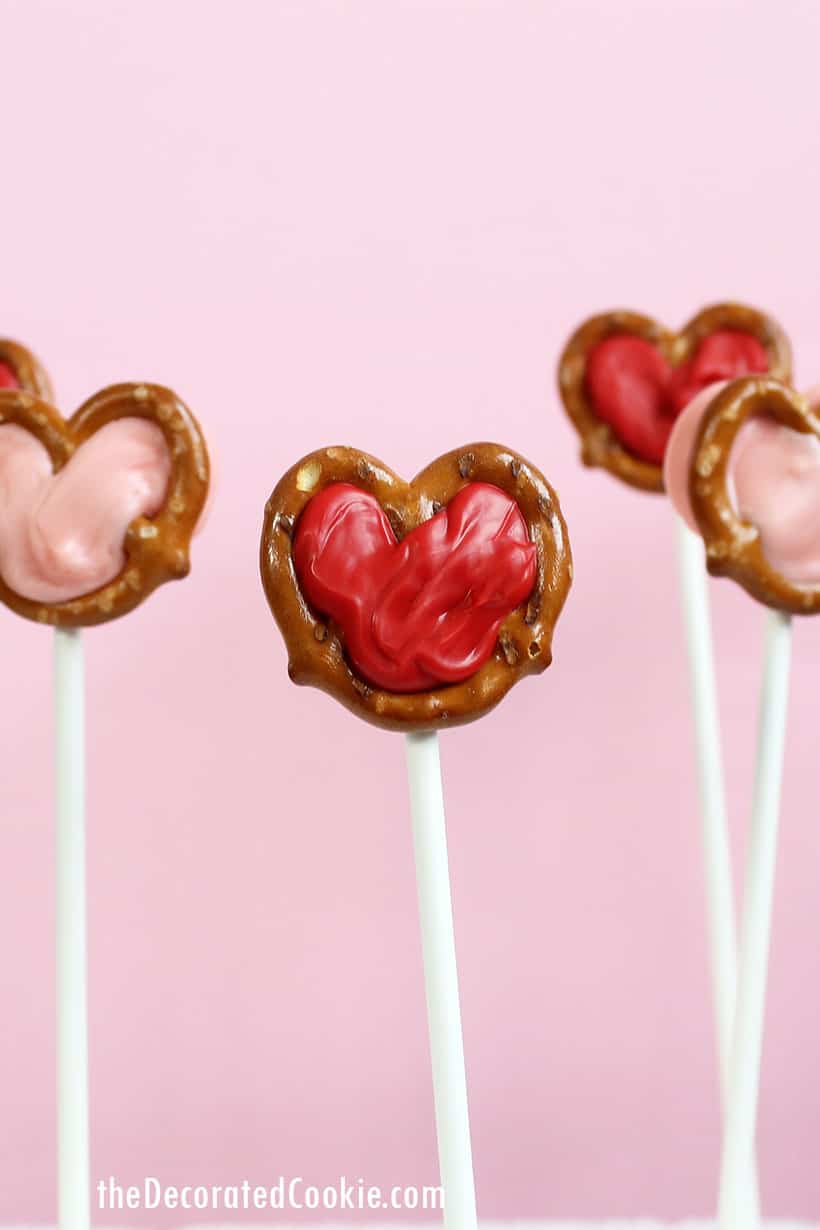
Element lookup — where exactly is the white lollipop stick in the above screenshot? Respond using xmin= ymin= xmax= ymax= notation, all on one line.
xmin=676 ymin=520 xmax=761 ymax=1222
xmin=718 ymin=609 xmax=792 ymax=1230
xmin=55 ymin=627 xmax=90 ymax=1230
xmin=405 ymin=731 xmax=477 ymax=1230
xmin=677 ymin=521 xmax=738 ymax=1080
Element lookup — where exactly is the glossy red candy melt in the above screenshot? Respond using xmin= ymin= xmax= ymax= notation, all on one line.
xmin=0 ymin=362 xmax=19 ymax=389
xmin=292 ymin=481 xmax=537 ymax=692
xmin=585 ymin=329 xmax=768 ymax=464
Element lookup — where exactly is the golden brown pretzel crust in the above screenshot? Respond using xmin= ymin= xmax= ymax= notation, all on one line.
xmin=0 ymin=338 xmax=54 ymax=401
xmin=0 ymin=383 xmax=210 ymax=626
xmin=260 ymin=443 xmax=572 ymax=732
xmin=690 ymin=376 xmax=820 ymax=615
xmin=557 ymin=302 xmax=792 ymax=493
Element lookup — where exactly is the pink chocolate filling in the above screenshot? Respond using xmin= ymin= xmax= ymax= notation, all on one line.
xmin=0 ymin=419 xmax=172 ymax=602
xmin=664 ymin=382 xmax=820 ymax=586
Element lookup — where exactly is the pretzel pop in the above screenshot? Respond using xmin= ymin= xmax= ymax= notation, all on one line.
xmin=557 ymin=303 xmax=791 ymax=491
xmin=664 ymin=373 xmax=819 ymax=1229
xmin=260 ymin=440 xmax=573 ymax=1230
xmin=558 ymin=303 xmax=796 ymax=1229
xmin=0 ymin=349 xmax=212 ymax=1228
xmin=260 ymin=443 xmax=572 ymax=731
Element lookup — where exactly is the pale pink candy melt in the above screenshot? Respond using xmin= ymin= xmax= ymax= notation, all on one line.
xmin=663 ymin=381 xmax=730 ymax=532
xmin=664 ymin=381 xmax=820 ymax=585
xmin=0 ymin=418 xmax=172 ymax=602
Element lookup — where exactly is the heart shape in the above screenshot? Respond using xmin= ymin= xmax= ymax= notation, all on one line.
xmin=292 ymin=481 xmax=537 ymax=692
xmin=0 ymin=383 xmax=209 ymax=626
xmin=557 ymin=303 xmax=791 ymax=492
xmin=666 ymin=376 xmax=820 ymax=614
xmin=260 ymin=444 xmax=572 ymax=731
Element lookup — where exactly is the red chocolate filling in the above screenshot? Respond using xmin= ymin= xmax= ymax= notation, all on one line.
xmin=292 ymin=481 xmax=537 ymax=692
xmin=0 ymin=362 xmax=20 ymax=389
xmin=585 ymin=330 xmax=768 ymax=464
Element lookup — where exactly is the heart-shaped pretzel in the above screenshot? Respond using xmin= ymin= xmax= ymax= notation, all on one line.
xmin=689 ymin=376 xmax=820 ymax=615
xmin=557 ymin=303 xmax=791 ymax=492
xmin=260 ymin=443 xmax=572 ymax=731
xmin=0 ymin=382 xmax=209 ymax=626
xmin=0 ymin=338 xmax=54 ymax=400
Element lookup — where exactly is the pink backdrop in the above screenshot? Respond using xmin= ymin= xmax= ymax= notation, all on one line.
xmin=2 ymin=0 xmax=820 ymax=1223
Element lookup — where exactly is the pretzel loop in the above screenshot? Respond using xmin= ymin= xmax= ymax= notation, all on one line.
xmin=689 ymin=376 xmax=820 ymax=615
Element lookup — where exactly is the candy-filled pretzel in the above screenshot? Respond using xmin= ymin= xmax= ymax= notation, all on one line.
xmin=558 ymin=303 xmax=791 ymax=492
xmin=260 ymin=443 xmax=572 ymax=731
xmin=0 ymin=382 xmax=209 ymax=626
xmin=684 ymin=377 xmax=820 ymax=615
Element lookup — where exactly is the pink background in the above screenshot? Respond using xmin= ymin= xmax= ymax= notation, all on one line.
xmin=2 ymin=0 xmax=820 ymax=1223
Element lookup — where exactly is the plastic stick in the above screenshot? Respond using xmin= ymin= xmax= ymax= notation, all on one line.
xmin=405 ymin=731 xmax=477 ymax=1230
xmin=677 ymin=519 xmax=760 ymax=1222
xmin=718 ymin=609 xmax=792 ymax=1230
xmin=55 ymin=627 xmax=90 ymax=1230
